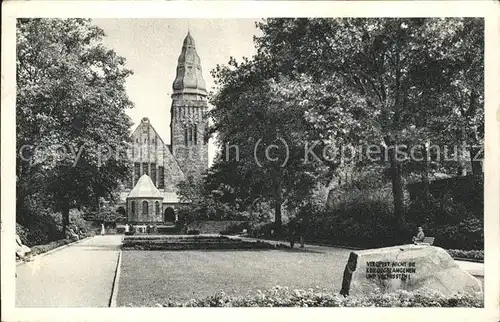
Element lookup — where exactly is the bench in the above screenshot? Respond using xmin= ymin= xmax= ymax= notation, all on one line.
xmin=416 ymin=237 xmax=435 ymax=246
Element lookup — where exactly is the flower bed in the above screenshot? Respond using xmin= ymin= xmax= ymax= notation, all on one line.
xmin=124 ymin=235 xmax=229 ymax=241
xmin=152 ymin=287 xmax=483 ymax=307
xmin=447 ymin=249 xmax=484 ymax=261
xmin=122 ymin=236 xmax=289 ymax=251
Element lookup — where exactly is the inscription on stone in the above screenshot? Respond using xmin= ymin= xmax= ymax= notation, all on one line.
xmin=365 ymin=261 xmax=416 ymax=280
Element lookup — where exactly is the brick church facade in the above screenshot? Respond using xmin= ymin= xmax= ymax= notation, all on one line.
xmin=116 ymin=32 xmax=208 ymax=226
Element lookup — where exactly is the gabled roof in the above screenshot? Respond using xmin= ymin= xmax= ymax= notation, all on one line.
xmin=127 ymin=174 xmax=163 ymax=199
xmin=130 ymin=117 xmax=166 ymax=146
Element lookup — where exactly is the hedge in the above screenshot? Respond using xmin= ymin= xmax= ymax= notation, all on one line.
xmin=29 ymin=238 xmax=75 ymax=257
xmin=16 ymin=209 xmax=95 ymax=246
xmin=150 ymin=287 xmax=483 ymax=307
xmin=249 ymin=197 xmax=483 ymax=251
xmin=122 ymin=237 xmax=290 ymax=251
xmin=447 ymin=249 xmax=484 ymax=261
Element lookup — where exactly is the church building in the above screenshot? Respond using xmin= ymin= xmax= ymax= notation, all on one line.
xmin=116 ymin=32 xmax=209 ymax=227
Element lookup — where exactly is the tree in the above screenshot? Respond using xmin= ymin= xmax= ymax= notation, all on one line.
xmin=253 ymin=18 xmax=483 ymax=223
xmin=209 ymin=57 xmax=343 ymax=236
xmin=16 ymin=19 xmax=133 ymax=235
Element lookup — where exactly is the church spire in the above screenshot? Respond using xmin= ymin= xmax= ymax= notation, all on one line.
xmin=172 ymin=32 xmax=207 ymax=99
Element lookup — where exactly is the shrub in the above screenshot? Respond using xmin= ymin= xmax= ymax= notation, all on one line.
xmin=447 ymin=249 xmax=484 ymax=261
xmin=17 ymin=212 xmax=61 ymax=246
xmin=187 ymin=229 xmax=200 ymax=235
xmin=257 ymin=198 xmax=407 ymax=249
xmin=17 ymin=208 xmax=95 ymax=246
xmin=29 ymin=238 xmax=74 ymax=256
xmin=220 ymin=221 xmax=252 ymax=235
xmin=157 ymin=287 xmax=483 ymax=307
xmin=248 ymin=222 xmax=278 ymax=239
xmin=406 ymin=191 xmax=483 ymax=250
xmin=16 ymin=223 xmax=30 ymax=245
xmin=248 ymin=189 xmax=483 ymax=251
xmin=157 ymin=226 xmax=181 ymax=235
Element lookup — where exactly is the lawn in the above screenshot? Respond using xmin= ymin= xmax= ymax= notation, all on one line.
xmin=116 ymin=247 xmax=351 ymax=306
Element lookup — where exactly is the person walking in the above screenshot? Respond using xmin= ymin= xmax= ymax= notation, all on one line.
xmin=100 ymin=223 xmax=105 ymax=236
xmin=297 ymin=218 xmax=305 ymax=248
xmin=288 ymin=219 xmax=296 ymax=248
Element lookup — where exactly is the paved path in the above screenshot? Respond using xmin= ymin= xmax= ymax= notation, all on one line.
xmin=16 ymin=235 xmax=123 ymax=307
xmin=456 ymin=260 xmax=484 ymax=278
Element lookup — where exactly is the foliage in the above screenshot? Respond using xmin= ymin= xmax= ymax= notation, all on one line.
xmin=209 ymin=55 xmax=339 ymax=236
xmin=155 ymin=226 xmax=181 ymax=235
xmin=177 ymin=175 xmax=242 ymax=221
xmin=16 ymin=18 xmax=133 ymax=235
xmin=251 ymin=185 xmax=482 ymax=250
xmin=219 ymin=222 xmax=253 ymax=235
xmin=447 ymin=249 xmax=483 ymax=261
xmin=407 ymin=194 xmax=483 ymax=250
xmin=16 ymin=212 xmax=60 ymax=246
xmin=252 ymin=196 xmax=406 ymax=248
xmin=253 ymin=18 xmax=483 ymax=222
xmin=19 ymin=225 xmax=94 ymax=259
xmin=29 ymin=238 xmax=75 ymax=257
xmin=248 ymin=222 xmax=279 ymax=238
xmin=155 ymin=287 xmax=483 ymax=307
xmin=16 ymin=208 xmax=94 ymax=246
xmin=28 ymin=239 xmax=73 ymax=257
xmin=16 ymin=223 xmax=30 ymax=246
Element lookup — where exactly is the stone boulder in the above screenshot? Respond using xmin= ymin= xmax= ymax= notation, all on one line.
xmin=339 ymin=244 xmax=482 ymax=296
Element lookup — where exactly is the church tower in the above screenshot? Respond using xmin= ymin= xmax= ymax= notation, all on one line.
xmin=170 ymin=32 xmax=209 ymax=177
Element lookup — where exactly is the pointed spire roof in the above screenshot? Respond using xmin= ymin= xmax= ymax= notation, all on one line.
xmin=172 ymin=32 xmax=207 ymax=98
xmin=183 ymin=31 xmax=195 ymax=46
xmin=127 ymin=174 xmax=163 ymax=199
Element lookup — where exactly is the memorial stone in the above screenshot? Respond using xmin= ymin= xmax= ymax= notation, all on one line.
xmin=340 ymin=244 xmax=482 ymax=296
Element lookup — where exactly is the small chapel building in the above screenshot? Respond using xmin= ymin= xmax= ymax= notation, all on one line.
xmin=116 ymin=32 xmax=209 ymax=227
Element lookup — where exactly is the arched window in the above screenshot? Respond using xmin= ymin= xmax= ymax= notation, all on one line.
xmin=155 ymin=201 xmax=160 ymax=216
xmin=142 ymin=201 xmax=148 ymax=215
xmin=131 ymin=201 xmax=136 ymax=214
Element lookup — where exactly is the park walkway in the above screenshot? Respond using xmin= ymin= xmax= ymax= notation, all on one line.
xmin=16 ymin=235 xmax=123 ymax=307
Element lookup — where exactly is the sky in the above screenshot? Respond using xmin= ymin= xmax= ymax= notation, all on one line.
xmin=92 ymin=19 xmax=262 ymax=165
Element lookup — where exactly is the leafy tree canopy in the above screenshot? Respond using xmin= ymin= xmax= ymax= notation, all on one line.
xmin=17 ymin=19 xmax=134 ymax=234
